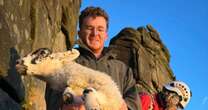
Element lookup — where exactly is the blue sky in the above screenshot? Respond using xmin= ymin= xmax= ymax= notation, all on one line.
xmin=81 ymin=0 xmax=208 ymax=109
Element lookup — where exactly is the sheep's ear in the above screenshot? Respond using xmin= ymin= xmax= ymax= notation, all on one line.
xmin=68 ymin=49 xmax=80 ymax=61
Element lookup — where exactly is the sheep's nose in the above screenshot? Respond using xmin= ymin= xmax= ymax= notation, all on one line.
xmin=16 ymin=59 xmax=24 ymax=65
xmin=15 ymin=59 xmax=27 ymax=75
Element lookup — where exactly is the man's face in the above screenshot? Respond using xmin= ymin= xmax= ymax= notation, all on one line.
xmin=163 ymin=90 xmax=181 ymax=109
xmin=78 ymin=16 xmax=108 ymax=53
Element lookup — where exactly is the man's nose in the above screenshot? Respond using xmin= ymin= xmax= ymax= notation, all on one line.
xmin=92 ymin=28 xmax=99 ymax=36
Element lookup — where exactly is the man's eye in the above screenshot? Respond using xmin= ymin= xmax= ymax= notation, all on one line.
xmin=98 ymin=27 xmax=106 ymax=32
xmin=85 ymin=26 xmax=93 ymax=30
xmin=98 ymin=29 xmax=104 ymax=32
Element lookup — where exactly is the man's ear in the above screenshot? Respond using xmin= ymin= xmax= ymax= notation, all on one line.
xmin=78 ymin=30 xmax=82 ymax=39
xmin=104 ymin=32 xmax=108 ymax=41
xmin=78 ymin=30 xmax=85 ymax=42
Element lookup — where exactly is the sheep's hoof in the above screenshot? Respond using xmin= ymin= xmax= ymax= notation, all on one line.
xmin=63 ymin=87 xmax=74 ymax=104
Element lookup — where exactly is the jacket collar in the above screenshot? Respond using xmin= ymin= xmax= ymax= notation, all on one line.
xmin=76 ymin=39 xmax=117 ymax=60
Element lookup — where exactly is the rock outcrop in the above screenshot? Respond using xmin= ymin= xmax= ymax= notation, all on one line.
xmin=109 ymin=25 xmax=175 ymax=94
xmin=0 ymin=0 xmax=81 ymax=110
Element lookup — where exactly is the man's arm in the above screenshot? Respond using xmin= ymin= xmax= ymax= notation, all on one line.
xmin=123 ymin=67 xmax=142 ymax=110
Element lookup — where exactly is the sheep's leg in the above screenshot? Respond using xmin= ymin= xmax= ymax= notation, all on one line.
xmin=83 ymin=87 xmax=101 ymax=110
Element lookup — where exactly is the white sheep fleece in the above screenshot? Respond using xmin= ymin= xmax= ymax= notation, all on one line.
xmin=21 ymin=49 xmax=123 ymax=110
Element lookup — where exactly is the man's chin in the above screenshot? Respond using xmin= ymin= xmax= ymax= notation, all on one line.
xmin=89 ymin=46 xmax=103 ymax=53
xmin=88 ymin=44 xmax=101 ymax=49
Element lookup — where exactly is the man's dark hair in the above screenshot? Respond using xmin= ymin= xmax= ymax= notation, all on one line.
xmin=79 ymin=6 xmax=109 ymax=30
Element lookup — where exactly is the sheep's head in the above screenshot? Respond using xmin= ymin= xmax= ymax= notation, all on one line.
xmin=16 ymin=48 xmax=80 ymax=75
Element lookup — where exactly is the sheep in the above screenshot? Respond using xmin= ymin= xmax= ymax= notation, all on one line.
xmin=17 ymin=48 xmax=123 ymax=110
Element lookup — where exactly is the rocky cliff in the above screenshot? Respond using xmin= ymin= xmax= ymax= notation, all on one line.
xmin=0 ymin=0 xmax=81 ymax=109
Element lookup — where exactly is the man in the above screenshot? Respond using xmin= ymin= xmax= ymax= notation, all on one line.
xmin=46 ymin=6 xmax=141 ymax=110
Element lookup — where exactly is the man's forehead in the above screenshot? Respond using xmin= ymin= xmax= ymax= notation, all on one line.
xmin=83 ymin=16 xmax=106 ymax=23
xmin=82 ymin=17 xmax=107 ymax=27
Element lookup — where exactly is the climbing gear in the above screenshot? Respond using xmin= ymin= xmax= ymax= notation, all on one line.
xmin=164 ymin=81 xmax=192 ymax=108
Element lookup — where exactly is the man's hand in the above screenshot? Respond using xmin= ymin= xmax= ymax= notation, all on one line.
xmin=119 ymin=100 xmax=128 ymax=110
xmin=62 ymin=103 xmax=85 ymax=110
